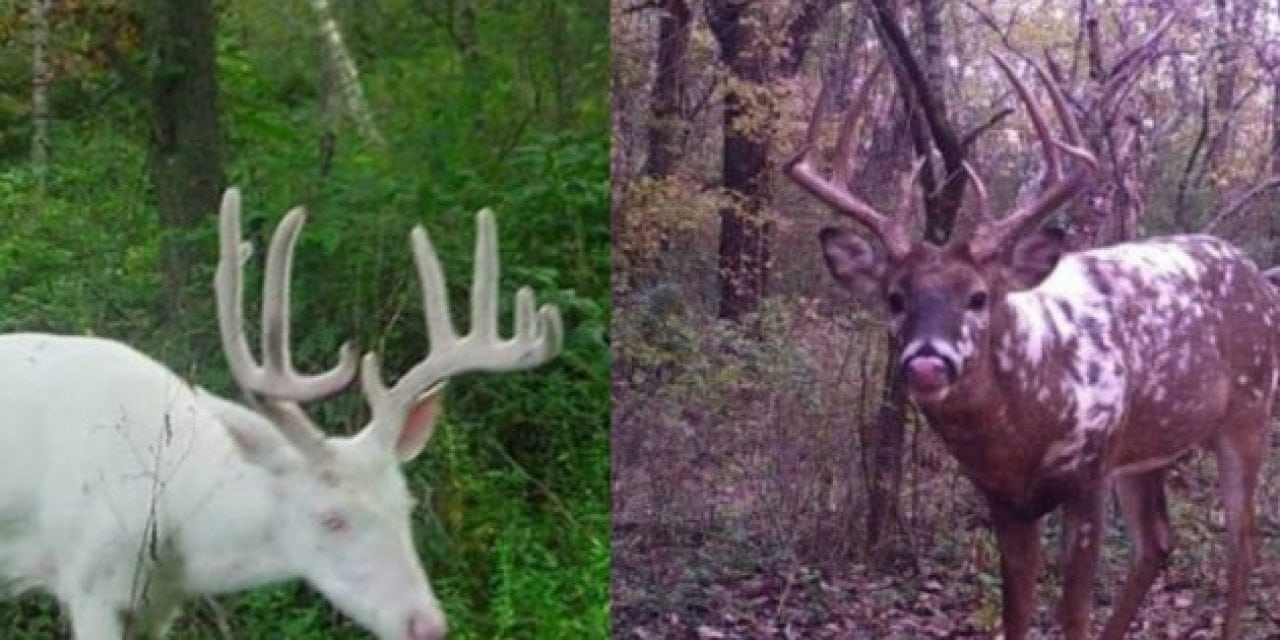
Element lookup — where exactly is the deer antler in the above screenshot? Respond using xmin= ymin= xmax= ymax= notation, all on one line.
xmin=216 ymin=190 xmax=563 ymax=456
xmin=783 ymin=60 xmax=920 ymax=259
xmin=358 ymin=209 xmax=563 ymax=434
xmin=215 ymin=188 xmax=359 ymax=455
xmin=966 ymin=53 xmax=1099 ymax=259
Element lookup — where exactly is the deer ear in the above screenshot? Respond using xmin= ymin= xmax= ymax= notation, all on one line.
xmin=1004 ymin=227 xmax=1066 ymax=290
xmin=820 ymin=227 xmax=887 ymax=296
xmin=394 ymin=383 xmax=446 ymax=462
xmin=223 ymin=412 xmax=301 ymax=475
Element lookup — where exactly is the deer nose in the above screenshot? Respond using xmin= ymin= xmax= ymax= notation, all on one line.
xmin=407 ymin=613 xmax=446 ymax=640
xmin=905 ymin=355 xmax=951 ymax=395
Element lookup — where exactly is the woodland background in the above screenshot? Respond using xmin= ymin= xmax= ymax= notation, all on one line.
xmin=0 ymin=0 xmax=608 ymax=638
xmin=614 ymin=0 xmax=1280 ymax=637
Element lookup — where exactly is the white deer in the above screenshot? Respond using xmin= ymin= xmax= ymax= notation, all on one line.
xmin=0 ymin=188 xmax=562 ymax=640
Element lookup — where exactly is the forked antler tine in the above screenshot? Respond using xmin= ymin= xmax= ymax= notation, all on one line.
xmin=470 ymin=209 xmax=500 ymax=341
xmin=961 ymin=161 xmax=991 ymax=222
xmin=784 ymin=157 xmax=896 ymax=241
xmin=969 ymin=54 xmax=1098 ymax=259
xmin=894 ymin=157 xmax=927 ymax=221
xmin=1029 ymin=57 xmax=1084 ymax=148
xmin=360 ymin=210 xmax=564 ymax=432
xmin=409 ymin=226 xmax=459 ymax=350
xmin=1056 ymin=140 xmax=1100 ymax=172
xmin=259 ymin=208 xmax=359 ymax=398
xmin=216 ymin=189 xmax=260 ymax=389
xmin=784 ymin=65 xmax=912 ymax=258
xmin=215 ymin=189 xmax=357 ymax=403
xmin=991 ymin=52 xmax=1061 ymax=182
xmin=832 ymin=60 xmax=885 ymax=189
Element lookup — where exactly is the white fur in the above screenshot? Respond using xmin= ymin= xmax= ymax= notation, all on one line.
xmin=0 ymin=333 xmax=444 ymax=640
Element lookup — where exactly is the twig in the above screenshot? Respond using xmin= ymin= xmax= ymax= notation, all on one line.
xmin=1201 ymin=177 xmax=1280 ymax=233
xmin=959 ymin=107 xmax=1014 ymax=151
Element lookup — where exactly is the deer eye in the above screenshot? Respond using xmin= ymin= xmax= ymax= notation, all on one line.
xmin=967 ymin=291 xmax=988 ymax=311
xmin=886 ymin=291 xmax=906 ymax=314
xmin=319 ymin=511 xmax=349 ymax=534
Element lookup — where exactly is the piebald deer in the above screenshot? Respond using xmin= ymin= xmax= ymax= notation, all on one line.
xmin=787 ymin=55 xmax=1280 ymax=640
xmin=0 ymin=189 xmax=562 ymax=640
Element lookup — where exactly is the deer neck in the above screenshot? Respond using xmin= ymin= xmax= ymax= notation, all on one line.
xmin=914 ymin=298 xmax=1077 ymax=505
xmin=169 ymin=407 xmax=297 ymax=595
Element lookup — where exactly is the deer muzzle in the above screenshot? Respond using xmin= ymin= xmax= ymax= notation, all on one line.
xmin=407 ymin=612 xmax=447 ymax=640
xmin=902 ymin=349 xmax=957 ymax=401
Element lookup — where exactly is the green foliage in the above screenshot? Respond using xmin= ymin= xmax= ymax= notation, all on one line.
xmin=0 ymin=0 xmax=606 ymax=638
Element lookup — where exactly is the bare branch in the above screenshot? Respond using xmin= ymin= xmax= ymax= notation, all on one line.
xmin=1202 ymin=177 xmax=1280 ymax=233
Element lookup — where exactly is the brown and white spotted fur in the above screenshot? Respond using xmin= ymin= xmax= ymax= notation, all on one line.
xmin=873 ymin=233 xmax=1280 ymax=640
xmin=789 ymin=55 xmax=1278 ymax=640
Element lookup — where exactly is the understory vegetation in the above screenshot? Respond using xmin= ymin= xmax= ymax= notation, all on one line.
xmin=0 ymin=1 xmax=607 ymax=638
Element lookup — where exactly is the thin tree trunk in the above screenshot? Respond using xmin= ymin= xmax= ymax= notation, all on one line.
xmin=1205 ymin=0 xmax=1254 ymax=175
xmin=543 ymin=0 xmax=570 ymax=127
xmin=1270 ymin=70 xmax=1280 ymax=265
xmin=708 ymin=0 xmax=832 ymax=321
xmin=715 ymin=60 xmax=770 ymax=320
xmin=31 ymin=0 xmax=51 ymax=196
xmin=310 ymin=0 xmax=385 ymax=147
xmin=145 ymin=0 xmax=224 ymax=321
xmin=458 ymin=0 xmax=480 ymax=71
xmin=860 ymin=0 xmax=964 ymax=561
xmin=643 ymin=0 xmax=691 ymax=178
xmin=319 ymin=43 xmax=338 ymax=178
xmin=708 ymin=0 xmax=769 ymax=321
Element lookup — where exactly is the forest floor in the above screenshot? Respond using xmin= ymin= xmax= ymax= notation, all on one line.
xmin=613 ymin=518 xmax=1280 ymax=639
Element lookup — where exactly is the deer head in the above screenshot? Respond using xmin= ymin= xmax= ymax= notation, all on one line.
xmin=787 ymin=54 xmax=1098 ymax=405
xmin=212 ymin=189 xmax=562 ymax=640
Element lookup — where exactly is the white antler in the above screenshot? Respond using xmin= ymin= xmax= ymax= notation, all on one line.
xmin=215 ymin=188 xmax=359 ymax=453
xmin=359 ymin=209 xmax=563 ymax=432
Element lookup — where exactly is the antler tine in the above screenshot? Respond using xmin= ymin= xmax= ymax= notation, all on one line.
xmin=961 ymin=161 xmax=991 ymax=223
xmin=992 ymin=53 xmax=1061 ymax=183
xmin=216 ymin=188 xmax=261 ymax=390
xmin=832 ymin=60 xmax=885 ymax=190
xmin=360 ymin=210 xmax=564 ymax=431
xmin=259 ymin=207 xmax=359 ymax=399
xmin=783 ymin=62 xmax=914 ymax=259
xmin=970 ymin=54 xmax=1098 ymax=260
xmin=215 ymin=188 xmax=359 ymax=456
xmin=894 ymin=157 xmax=927 ymax=223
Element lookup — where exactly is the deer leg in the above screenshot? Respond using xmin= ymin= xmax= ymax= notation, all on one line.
xmin=1213 ymin=425 xmax=1263 ymax=640
xmin=991 ymin=504 xmax=1043 ymax=640
xmin=1058 ymin=488 xmax=1104 ymax=640
xmin=1100 ymin=469 xmax=1172 ymax=640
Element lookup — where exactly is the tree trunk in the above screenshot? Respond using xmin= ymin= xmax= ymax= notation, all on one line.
xmin=861 ymin=0 xmax=965 ymax=560
xmin=1205 ymin=0 xmax=1254 ymax=175
xmin=715 ymin=57 xmax=770 ymax=320
xmin=708 ymin=0 xmax=768 ymax=321
xmin=310 ymin=0 xmax=385 ymax=147
xmin=145 ymin=0 xmax=224 ymax=321
xmin=319 ymin=40 xmax=338 ymax=178
xmin=1270 ymin=69 xmax=1280 ymax=265
xmin=708 ymin=0 xmax=832 ymax=321
xmin=643 ymin=0 xmax=691 ymax=178
xmin=31 ymin=0 xmax=51 ymax=197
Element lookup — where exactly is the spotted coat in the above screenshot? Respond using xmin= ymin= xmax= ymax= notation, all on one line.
xmin=920 ymin=235 xmax=1280 ymax=518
